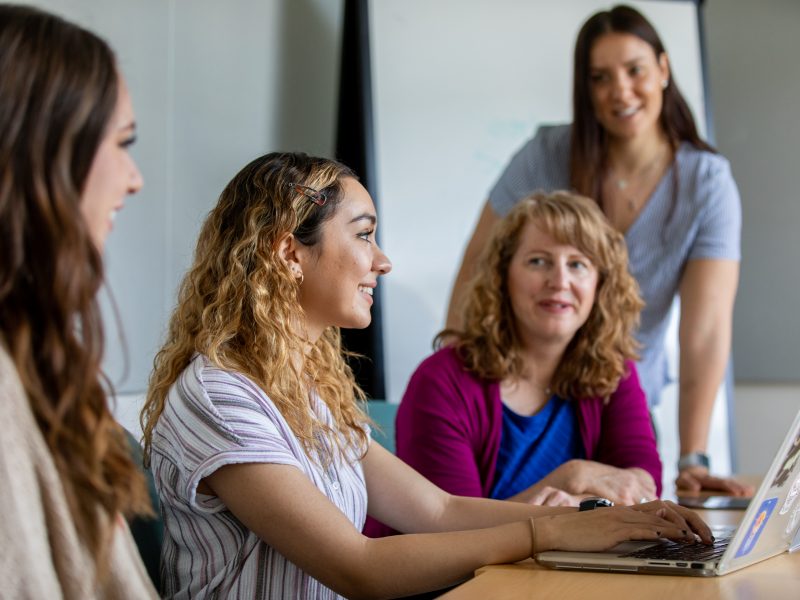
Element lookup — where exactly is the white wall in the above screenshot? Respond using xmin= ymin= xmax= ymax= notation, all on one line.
xmin=23 ymin=0 xmax=344 ymax=435
xmin=26 ymin=1 xmax=796 ymax=469
xmin=26 ymin=0 xmax=344 ymax=398
xmin=704 ymin=0 xmax=800 ymax=474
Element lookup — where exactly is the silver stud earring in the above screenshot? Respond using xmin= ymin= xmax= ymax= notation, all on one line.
xmin=661 ymin=79 xmax=669 ymax=89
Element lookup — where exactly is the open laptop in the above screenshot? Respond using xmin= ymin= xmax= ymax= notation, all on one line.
xmin=536 ymin=408 xmax=800 ymax=576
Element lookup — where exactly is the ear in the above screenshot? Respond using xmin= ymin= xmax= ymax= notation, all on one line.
xmin=658 ymin=52 xmax=671 ymax=84
xmin=276 ymin=232 xmax=303 ymax=280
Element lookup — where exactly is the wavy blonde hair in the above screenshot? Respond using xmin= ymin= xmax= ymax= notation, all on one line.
xmin=141 ymin=152 xmax=369 ymax=465
xmin=442 ymin=191 xmax=643 ymax=400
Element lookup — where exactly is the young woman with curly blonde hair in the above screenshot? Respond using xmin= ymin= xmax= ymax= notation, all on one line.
xmin=389 ymin=191 xmax=662 ymax=514
xmin=141 ymin=154 xmax=709 ymax=599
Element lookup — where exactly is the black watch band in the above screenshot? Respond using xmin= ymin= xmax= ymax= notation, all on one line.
xmin=579 ymin=497 xmax=614 ymax=511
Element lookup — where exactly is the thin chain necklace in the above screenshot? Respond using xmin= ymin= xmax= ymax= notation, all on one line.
xmin=609 ymin=147 xmax=670 ymax=212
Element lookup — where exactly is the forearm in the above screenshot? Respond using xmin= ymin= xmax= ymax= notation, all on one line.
xmin=356 ymin=521 xmax=532 ymax=599
xmin=445 ymin=201 xmax=499 ymax=330
xmin=502 ymin=462 xmax=581 ymax=503
xmin=677 ymin=259 xmax=738 ymax=457
xmin=678 ymin=329 xmax=731 ymax=455
xmin=435 ymin=493 xmax=573 ymax=530
xmin=445 ymin=260 xmax=476 ymax=330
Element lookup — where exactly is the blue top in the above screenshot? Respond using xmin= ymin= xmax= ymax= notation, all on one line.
xmin=489 ymin=124 xmax=741 ymax=406
xmin=490 ymin=396 xmax=584 ymax=500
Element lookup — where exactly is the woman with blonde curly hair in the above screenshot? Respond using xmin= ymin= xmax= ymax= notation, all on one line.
xmin=141 ymin=154 xmax=709 ymax=599
xmin=392 ymin=191 xmax=661 ymax=512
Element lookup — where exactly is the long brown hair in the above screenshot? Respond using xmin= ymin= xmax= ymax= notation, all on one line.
xmin=0 ymin=3 xmax=149 ymax=567
xmin=441 ymin=191 xmax=643 ymax=400
xmin=570 ymin=4 xmax=715 ymax=202
xmin=141 ymin=152 xmax=370 ymax=466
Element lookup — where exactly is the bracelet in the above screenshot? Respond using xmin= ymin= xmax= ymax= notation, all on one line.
xmin=528 ymin=518 xmax=537 ymax=556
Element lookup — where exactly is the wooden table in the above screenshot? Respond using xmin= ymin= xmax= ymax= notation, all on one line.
xmin=441 ymin=485 xmax=800 ymax=600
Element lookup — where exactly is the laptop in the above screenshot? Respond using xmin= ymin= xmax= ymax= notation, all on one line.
xmin=536 ymin=408 xmax=800 ymax=576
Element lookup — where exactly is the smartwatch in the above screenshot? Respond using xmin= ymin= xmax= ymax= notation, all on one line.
xmin=678 ymin=452 xmax=710 ymax=471
xmin=579 ymin=497 xmax=614 ymax=511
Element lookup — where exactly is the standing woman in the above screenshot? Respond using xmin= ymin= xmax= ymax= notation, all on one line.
xmin=447 ymin=5 xmax=750 ymax=495
xmin=0 ymin=4 xmax=155 ymax=598
xmin=141 ymin=152 xmax=708 ymax=599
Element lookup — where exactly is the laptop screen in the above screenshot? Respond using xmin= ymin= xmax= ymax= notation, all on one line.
xmin=720 ymin=410 xmax=800 ymax=573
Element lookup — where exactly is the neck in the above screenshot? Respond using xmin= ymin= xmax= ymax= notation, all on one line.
xmin=607 ymin=128 xmax=671 ymax=174
xmin=513 ymin=338 xmax=565 ymax=390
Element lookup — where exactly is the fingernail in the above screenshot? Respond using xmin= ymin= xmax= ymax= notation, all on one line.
xmin=682 ymin=529 xmax=688 ymax=536
xmin=656 ymin=531 xmax=662 ymax=537
xmin=711 ymin=535 xmax=716 ymax=542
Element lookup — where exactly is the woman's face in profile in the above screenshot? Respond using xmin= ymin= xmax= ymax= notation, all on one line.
xmin=588 ymin=32 xmax=669 ymax=142
xmin=295 ymin=177 xmax=392 ymax=342
xmin=506 ymin=221 xmax=598 ymax=348
xmin=81 ymin=76 xmax=143 ymax=250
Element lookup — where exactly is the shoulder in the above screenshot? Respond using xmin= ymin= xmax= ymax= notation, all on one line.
xmin=522 ymin=123 xmax=571 ymax=158
xmin=581 ymin=361 xmax=643 ymax=407
xmin=178 ymin=354 xmax=272 ymax=413
xmin=158 ymin=355 xmax=287 ymax=449
xmin=676 ymin=143 xmax=735 ymax=186
xmin=403 ymin=347 xmax=491 ymax=410
xmin=0 ymin=344 xmax=40 ymax=447
xmin=410 ymin=346 xmax=480 ymax=385
xmin=536 ymin=123 xmax=572 ymax=145
xmin=0 ymin=343 xmax=24 ymax=407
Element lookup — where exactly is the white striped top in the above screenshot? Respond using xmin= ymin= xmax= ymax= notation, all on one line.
xmin=490 ymin=124 xmax=741 ymax=406
xmin=151 ymin=354 xmax=369 ymax=599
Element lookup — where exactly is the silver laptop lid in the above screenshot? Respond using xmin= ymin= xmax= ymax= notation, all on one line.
xmin=718 ymin=408 xmax=800 ymax=574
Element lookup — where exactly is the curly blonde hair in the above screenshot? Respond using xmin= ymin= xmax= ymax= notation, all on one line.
xmin=442 ymin=190 xmax=643 ymax=400
xmin=141 ymin=152 xmax=369 ymax=465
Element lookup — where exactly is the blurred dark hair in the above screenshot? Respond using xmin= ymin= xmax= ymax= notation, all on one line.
xmin=570 ymin=4 xmax=715 ymax=202
xmin=0 ymin=3 xmax=149 ymax=571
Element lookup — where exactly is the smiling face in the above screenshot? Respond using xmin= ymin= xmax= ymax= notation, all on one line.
xmin=80 ymin=76 xmax=143 ymax=250
xmin=588 ymin=32 xmax=669 ymax=142
xmin=295 ymin=177 xmax=391 ymax=341
xmin=507 ymin=221 xmax=599 ymax=349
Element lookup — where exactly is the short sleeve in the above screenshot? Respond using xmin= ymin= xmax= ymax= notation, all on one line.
xmin=158 ymin=359 xmax=306 ymax=513
xmin=688 ymin=156 xmax=742 ymax=261
xmin=488 ymin=124 xmax=572 ymax=217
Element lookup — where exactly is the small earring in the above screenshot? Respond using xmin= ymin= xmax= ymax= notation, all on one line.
xmin=661 ymin=79 xmax=669 ymax=89
xmin=293 ymin=270 xmax=304 ymax=285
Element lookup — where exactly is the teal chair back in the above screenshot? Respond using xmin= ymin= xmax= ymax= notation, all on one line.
xmin=366 ymin=401 xmax=398 ymax=454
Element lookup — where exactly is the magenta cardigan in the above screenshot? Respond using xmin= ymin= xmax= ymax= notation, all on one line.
xmin=395 ymin=347 xmax=662 ymax=498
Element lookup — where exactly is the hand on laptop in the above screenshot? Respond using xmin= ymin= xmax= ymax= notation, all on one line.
xmin=533 ymin=502 xmax=709 ymax=553
xmin=631 ymin=500 xmax=714 ymax=544
xmin=675 ymin=467 xmax=755 ymax=496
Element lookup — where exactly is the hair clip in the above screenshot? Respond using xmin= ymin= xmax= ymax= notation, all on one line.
xmin=288 ymin=182 xmax=327 ymax=206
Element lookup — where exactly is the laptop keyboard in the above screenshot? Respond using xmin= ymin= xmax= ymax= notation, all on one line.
xmin=621 ymin=531 xmax=734 ymax=562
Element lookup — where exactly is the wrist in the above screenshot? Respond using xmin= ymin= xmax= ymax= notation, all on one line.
xmin=561 ymin=459 xmax=586 ymax=491
xmin=578 ymin=497 xmax=614 ymax=511
xmin=678 ymin=451 xmax=710 ymax=471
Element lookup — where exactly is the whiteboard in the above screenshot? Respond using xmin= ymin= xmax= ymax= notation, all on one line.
xmin=367 ymin=0 xmax=706 ymax=403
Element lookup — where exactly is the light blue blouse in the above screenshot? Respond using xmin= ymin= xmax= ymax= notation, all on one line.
xmin=489 ymin=124 xmax=741 ymax=406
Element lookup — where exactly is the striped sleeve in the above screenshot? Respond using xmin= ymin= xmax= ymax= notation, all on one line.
xmin=160 ymin=357 xmax=306 ymax=513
